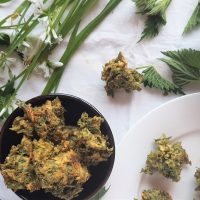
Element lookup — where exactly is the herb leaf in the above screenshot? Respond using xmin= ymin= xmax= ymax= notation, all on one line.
xmin=134 ymin=0 xmax=171 ymax=41
xmin=161 ymin=49 xmax=200 ymax=87
xmin=90 ymin=186 xmax=110 ymax=200
xmin=142 ymin=66 xmax=183 ymax=94
xmin=183 ymin=0 xmax=200 ymax=34
xmin=139 ymin=15 xmax=166 ymax=42
xmin=162 ymin=49 xmax=200 ymax=69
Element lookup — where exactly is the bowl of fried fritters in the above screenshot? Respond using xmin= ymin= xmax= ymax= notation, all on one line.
xmin=0 ymin=94 xmax=115 ymax=200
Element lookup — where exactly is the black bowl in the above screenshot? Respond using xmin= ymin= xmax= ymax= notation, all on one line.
xmin=0 ymin=94 xmax=115 ymax=200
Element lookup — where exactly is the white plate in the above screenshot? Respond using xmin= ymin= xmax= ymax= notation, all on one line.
xmin=104 ymin=93 xmax=200 ymax=200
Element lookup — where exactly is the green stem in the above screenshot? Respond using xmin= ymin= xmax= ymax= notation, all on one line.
xmin=0 ymin=23 xmax=26 ymax=29
xmin=0 ymin=0 xmax=30 ymax=27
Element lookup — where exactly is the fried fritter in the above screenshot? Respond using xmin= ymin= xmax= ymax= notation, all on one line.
xmin=142 ymin=135 xmax=191 ymax=182
xmin=2 ymin=98 xmax=113 ymax=200
xmin=141 ymin=189 xmax=172 ymax=200
xmin=101 ymin=52 xmax=143 ymax=97
xmin=0 ymin=137 xmax=40 ymax=192
xmin=11 ymin=98 xmax=65 ymax=138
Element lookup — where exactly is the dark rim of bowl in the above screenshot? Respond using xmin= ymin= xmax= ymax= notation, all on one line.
xmin=0 ymin=93 xmax=115 ymax=200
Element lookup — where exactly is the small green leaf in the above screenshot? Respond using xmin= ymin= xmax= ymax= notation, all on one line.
xmin=161 ymin=49 xmax=200 ymax=87
xmin=139 ymin=15 xmax=166 ymax=42
xmin=0 ymin=0 xmax=12 ymax=3
xmin=183 ymin=0 xmax=200 ymax=34
xmin=90 ymin=186 xmax=110 ymax=200
xmin=160 ymin=58 xmax=199 ymax=87
xmin=142 ymin=66 xmax=183 ymax=94
xmin=162 ymin=49 xmax=200 ymax=69
xmin=134 ymin=0 xmax=172 ymax=41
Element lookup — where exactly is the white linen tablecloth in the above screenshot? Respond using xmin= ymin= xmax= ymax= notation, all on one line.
xmin=0 ymin=0 xmax=200 ymax=199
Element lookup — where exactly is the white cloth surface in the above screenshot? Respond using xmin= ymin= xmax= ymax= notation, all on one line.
xmin=0 ymin=0 xmax=200 ymax=199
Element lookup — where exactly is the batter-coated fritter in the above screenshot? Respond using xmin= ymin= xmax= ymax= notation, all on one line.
xmin=141 ymin=189 xmax=172 ymax=200
xmin=142 ymin=135 xmax=191 ymax=182
xmin=1 ymin=98 xmax=113 ymax=200
xmin=11 ymin=98 xmax=65 ymax=138
xmin=1 ymin=137 xmax=39 ymax=192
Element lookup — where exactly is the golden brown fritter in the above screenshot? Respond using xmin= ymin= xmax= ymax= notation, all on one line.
xmin=2 ymin=98 xmax=113 ymax=200
xmin=0 ymin=137 xmax=40 ymax=192
xmin=11 ymin=98 xmax=65 ymax=138
xmin=142 ymin=135 xmax=191 ymax=182
xmin=141 ymin=189 xmax=172 ymax=200
xmin=101 ymin=52 xmax=143 ymax=97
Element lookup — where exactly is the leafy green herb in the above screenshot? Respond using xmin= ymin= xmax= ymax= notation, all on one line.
xmin=142 ymin=66 xmax=183 ymax=95
xmin=183 ymin=0 xmax=200 ymax=34
xmin=161 ymin=49 xmax=200 ymax=87
xmin=134 ymin=0 xmax=172 ymax=41
xmin=90 ymin=186 xmax=110 ymax=200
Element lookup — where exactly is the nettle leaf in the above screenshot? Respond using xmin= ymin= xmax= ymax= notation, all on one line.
xmin=161 ymin=49 xmax=200 ymax=87
xmin=90 ymin=186 xmax=110 ymax=200
xmin=142 ymin=66 xmax=183 ymax=95
xmin=162 ymin=49 xmax=200 ymax=69
xmin=183 ymin=0 xmax=200 ymax=34
xmin=0 ymin=0 xmax=12 ymax=3
xmin=0 ymin=33 xmax=10 ymax=45
xmin=160 ymin=58 xmax=200 ymax=87
xmin=148 ymin=0 xmax=171 ymax=16
xmin=134 ymin=0 xmax=172 ymax=41
xmin=139 ymin=15 xmax=166 ymax=42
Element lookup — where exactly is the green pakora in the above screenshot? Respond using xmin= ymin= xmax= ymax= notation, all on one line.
xmin=141 ymin=135 xmax=191 ymax=182
xmin=101 ymin=52 xmax=143 ymax=97
xmin=1 ymin=98 xmax=113 ymax=200
xmin=141 ymin=189 xmax=173 ymax=200
xmin=10 ymin=98 xmax=65 ymax=138
xmin=0 ymin=137 xmax=40 ymax=192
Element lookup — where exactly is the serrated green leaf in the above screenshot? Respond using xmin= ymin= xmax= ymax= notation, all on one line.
xmin=142 ymin=66 xmax=183 ymax=94
xmin=90 ymin=186 xmax=110 ymax=200
xmin=162 ymin=49 xmax=200 ymax=69
xmin=139 ymin=14 xmax=166 ymax=42
xmin=149 ymin=0 xmax=171 ymax=16
xmin=0 ymin=0 xmax=12 ymax=3
xmin=0 ymin=33 xmax=10 ymax=45
xmin=160 ymin=57 xmax=200 ymax=87
xmin=134 ymin=0 xmax=171 ymax=41
xmin=183 ymin=0 xmax=200 ymax=34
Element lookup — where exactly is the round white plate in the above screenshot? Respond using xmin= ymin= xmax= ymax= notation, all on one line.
xmin=104 ymin=93 xmax=200 ymax=200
